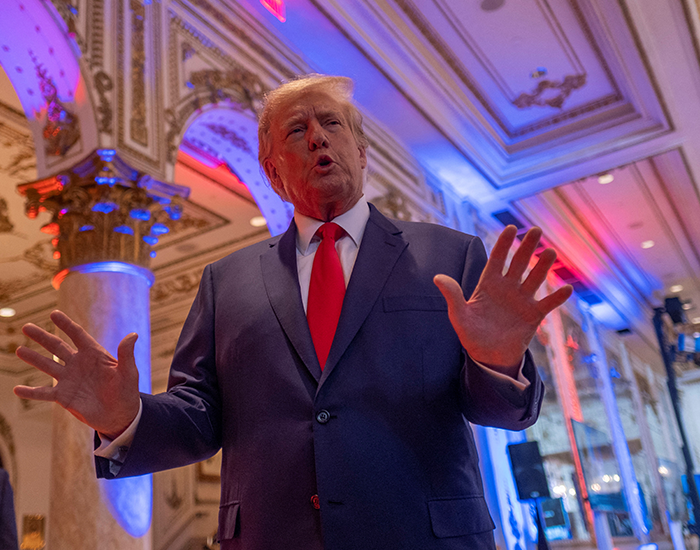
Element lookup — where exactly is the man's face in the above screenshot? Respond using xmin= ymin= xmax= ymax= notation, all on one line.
xmin=264 ymin=89 xmax=367 ymax=220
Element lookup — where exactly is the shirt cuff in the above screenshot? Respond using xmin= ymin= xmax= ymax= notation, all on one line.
xmin=94 ymin=399 xmax=143 ymax=462
xmin=472 ymin=356 xmax=530 ymax=390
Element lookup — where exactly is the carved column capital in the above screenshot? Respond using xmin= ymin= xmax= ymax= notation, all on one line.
xmin=17 ymin=149 xmax=190 ymax=285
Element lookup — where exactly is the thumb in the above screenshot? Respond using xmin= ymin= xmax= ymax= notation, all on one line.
xmin=117 ymin=333 xmax=139 ymax=372
xmin=433 ymin=274 xmax=465 ymax=311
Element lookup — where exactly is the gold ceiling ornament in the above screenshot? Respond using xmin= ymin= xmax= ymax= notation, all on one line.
xmin=513 ymin=74 xmax=588 ymax=110
xmin=16 ymin=149 xmax=190 ymax=277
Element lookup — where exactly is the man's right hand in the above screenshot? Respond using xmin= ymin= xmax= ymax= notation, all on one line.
xmin=13 ymin=310 xmax=141 ymax=440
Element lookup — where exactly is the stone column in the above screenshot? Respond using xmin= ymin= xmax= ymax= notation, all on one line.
xmin=18 ymin=149 xmax=189 ymax=550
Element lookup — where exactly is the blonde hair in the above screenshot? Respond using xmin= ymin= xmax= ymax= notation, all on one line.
xmin=257 ymin=74 xmax=369 ymax=169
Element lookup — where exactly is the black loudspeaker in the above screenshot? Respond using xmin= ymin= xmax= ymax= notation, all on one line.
xmin=665 ymin=297 xmax=686 ymax=325
xmin=507 ymin=441 xmax=551 ymax=501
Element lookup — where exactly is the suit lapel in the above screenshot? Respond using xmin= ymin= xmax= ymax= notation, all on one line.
xmin=260 ymin=222 xmax=323 ymax=382
xmin=320 ymin=205 xmax=407 ymax=385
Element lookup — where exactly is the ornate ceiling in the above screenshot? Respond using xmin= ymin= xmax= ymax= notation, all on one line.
xmin=1 ymin=0 xmax=700 ymax=380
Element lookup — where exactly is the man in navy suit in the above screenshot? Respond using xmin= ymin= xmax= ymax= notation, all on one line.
xmin=15 ymin=75 xmax=572 ymax=549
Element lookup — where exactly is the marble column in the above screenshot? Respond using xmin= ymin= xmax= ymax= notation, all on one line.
xmin=18 ymin=149 xmax=189 ymax=550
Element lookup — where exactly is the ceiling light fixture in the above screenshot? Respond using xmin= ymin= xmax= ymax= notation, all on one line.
xmin=682 ymin=303 xmax=692 ymax=310
xmin=641 ymin=240 xmax=654 ymax=249
xmin=249 ymin=216 xmax=268 ymax=227
xmin=0 ymin=307 xmax=16 ymax=318
xmin=670 ymin=284 xmax=684 ymax=293
xmin=692 ymin=317 xmax=700 ymax=324
xmin=598 ymin=174 xmax=614 ymax=185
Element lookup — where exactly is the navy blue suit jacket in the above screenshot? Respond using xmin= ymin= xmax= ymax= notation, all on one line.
xmin=98 ymin=204 xmax=543 ymax=549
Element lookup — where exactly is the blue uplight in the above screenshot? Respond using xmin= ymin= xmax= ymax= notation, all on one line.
xmin=150 ymin=223 xmax=169 ymax=235
xmin=130 ymin=208 xmax=151 ymax=221
xmin=97 ymin=149 xmax=116 ymax=161
xmin=113 ymin=225 xmax=134 ymax=235
xmin=142 ymin=235 xmax=158 ymax=245
xmin=100 ymin=474 xmax=152 ymax=537
xmin=92 ymin=201 xmax=118 ymax=214
xmin=150 ymin=251 xmax=156 ymax=258
xmin=164 ymin=205 xmax=181 ymax=220
xmin=79 ymin=225 xmax=94 ymax=232
xmin=95 ymin=176 xmax=118 ymax=186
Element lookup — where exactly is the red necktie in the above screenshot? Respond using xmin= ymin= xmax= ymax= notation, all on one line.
xmin=307 ymin=222 xmax=346 ymax=369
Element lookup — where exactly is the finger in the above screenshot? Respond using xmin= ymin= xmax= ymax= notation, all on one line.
xmin=521 ymin=247 xmax=557 ymax=294
xmin=537 ymin=285 xmax=574 ymax=315
xmin=433 ymin=274 xmax=466 ymax=311
xmin=482 ymin=225 xmax=518 ymax=278
xmin=21 ymin=323 xmax=76 ymax=362
xmin=15 ymin=346 xmax=63 ymax=378
xmin=50 ymin=310 xmax=100 ymax=350
xmin=13 ymin=384 xmax=57 ymax=402
xmin=505 ymin=227 xmax=542 ymax=281
xmin=117 ymin=333 xmax=139 ymax=373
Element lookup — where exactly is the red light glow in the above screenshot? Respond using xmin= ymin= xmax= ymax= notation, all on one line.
xmin=261 ymin=0 xmax=286 ymax=22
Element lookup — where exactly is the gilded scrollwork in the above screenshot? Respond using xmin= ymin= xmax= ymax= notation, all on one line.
xmin=373 ymin=188 xmax=412 ymax=221
xmin=0 ymin=198 xmax=13 ymax=234
xmin=129 ymin=0 xmax=148 ymax=146
xmin=151 ymin=269 xmax=204 ymax=304
xmin=94 ymin=70 xmax=114 ymax=134
xmin=513 ymin=74 xmax=587 ymax=110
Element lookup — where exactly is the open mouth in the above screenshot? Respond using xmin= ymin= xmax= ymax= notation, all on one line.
xmin=317 ymin=155 xmax=333 ymax=168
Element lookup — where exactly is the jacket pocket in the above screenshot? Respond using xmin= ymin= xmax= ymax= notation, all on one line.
xmin=428 ymin=496 xmax=495 ymax=538
xmin=383 ymin=295 xmax=447 ymax=312
xmin=217 ymin=501 xmax=240 ymax=541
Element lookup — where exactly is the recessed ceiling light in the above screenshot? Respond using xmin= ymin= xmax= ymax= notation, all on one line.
xmin=694 ymin=332 xmax=700 ymax=338
xmin=641 ymin=240 xmax=654 ymax=249
xmin=692 ymin=317 xmax=700 ymax=324
xmin=670 ymin=284 xmax=684 ymax=293
xmin=0 ymin=307 xmax=16 ymax=318
xmin=682 ymin=303 xmax=692 ymax=310
xmin=249 ymin=216 xmax=267 ymax=227
xmin=598 ymin=174 xmax=614 ymax=185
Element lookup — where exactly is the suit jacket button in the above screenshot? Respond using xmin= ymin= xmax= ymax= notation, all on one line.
xmin=311 ymin=494 xmax=320 ymax=510
xmin=316 ymin=410 xmax=331 ymax=424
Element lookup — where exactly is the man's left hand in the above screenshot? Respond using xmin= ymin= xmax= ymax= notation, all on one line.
xmin=433 ymin=225 xmax=573 ymax=378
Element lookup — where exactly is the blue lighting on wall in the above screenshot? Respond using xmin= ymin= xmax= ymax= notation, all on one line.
xmin=142 ymin=235 xmax=158 ymax=245
xmin=79 ymin=224 xmax=94 ymax=232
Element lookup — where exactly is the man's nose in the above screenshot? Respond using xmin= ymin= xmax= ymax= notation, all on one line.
xmin=308 ymin=122 xmax=328 ymax=150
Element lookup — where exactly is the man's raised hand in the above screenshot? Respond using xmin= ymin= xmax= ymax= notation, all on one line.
xmin=434 ymin=225 xmax=573 ymax=377
xmin=13 ymin=310 xmax=141 ymax=439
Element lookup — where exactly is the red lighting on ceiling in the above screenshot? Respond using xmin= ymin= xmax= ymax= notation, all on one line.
xmin=261 ymin=0 xmax=286 ymax=22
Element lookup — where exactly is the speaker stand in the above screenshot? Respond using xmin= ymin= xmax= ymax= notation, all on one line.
xmin=535 ymin=500 xmax=551 ymax=550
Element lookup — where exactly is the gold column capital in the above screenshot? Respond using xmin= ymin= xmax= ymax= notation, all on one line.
xmin=17 ymin=149 xmax=190 ymax=273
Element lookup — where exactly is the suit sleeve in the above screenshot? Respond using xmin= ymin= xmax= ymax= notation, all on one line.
xmin=457 ymin=235 xmax=545 ymax=431
xmin=97 ymin=264 xmax=223 ymax=479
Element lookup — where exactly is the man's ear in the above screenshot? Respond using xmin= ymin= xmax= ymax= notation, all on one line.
xmin=263 ymin=158 xmax=289 ymax=201
xmin=358 ymin=146 xmax=367 ymax=170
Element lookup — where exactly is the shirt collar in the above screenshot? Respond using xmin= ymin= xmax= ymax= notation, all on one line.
xmin=294 ymin=195 xmax=370 ymax=255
